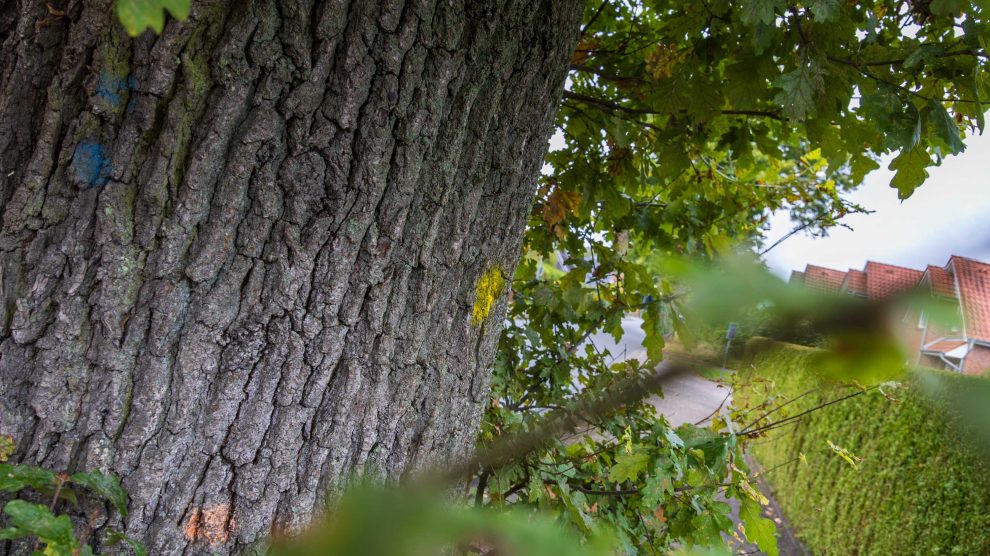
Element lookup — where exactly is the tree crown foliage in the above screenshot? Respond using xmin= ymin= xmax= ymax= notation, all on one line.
xmin=486 ymin=0 xmax=988 ymax=553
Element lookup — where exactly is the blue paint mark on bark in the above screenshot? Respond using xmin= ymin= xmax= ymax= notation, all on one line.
xmin=71 ymin=142 xmax=111 ymax=188
xmin=97 ymin=73 xmax=137 ymax=107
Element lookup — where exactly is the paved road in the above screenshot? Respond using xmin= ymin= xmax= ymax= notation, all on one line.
xmin=586 ymin=316 xmax=730 ymax=426
xmin=587 ymin=317 xmax=809 ymax=556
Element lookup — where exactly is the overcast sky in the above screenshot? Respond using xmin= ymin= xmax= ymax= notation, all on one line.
xmin=763 ymin=131 xmax=990 ymax=278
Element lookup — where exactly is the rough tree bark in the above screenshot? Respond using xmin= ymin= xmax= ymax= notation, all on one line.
xmin=0 ymin=0 xmax=583 ymax=552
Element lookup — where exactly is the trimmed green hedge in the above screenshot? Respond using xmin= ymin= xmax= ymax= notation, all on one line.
xmin=737 ymin=338 xmax=990 ymax=555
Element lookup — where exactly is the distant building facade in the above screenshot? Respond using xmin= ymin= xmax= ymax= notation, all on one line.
xmin=790 ymin=256 xmax=990 ymax=376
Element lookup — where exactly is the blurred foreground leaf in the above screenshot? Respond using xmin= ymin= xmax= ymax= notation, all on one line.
xmin=0 ymin=463 xmax=56 ymax=494
xmin=70 ymin=470 xmax=129 ymax=517
xmin=116 ymin=0 xmax=190 ymax=35
xmin=2 ymin=500 xmax=78 ymax=553
xmin=271 ymin=486 xmax=616 ymax=556
xmin=913 ymin=369 xmax=990 ymax=457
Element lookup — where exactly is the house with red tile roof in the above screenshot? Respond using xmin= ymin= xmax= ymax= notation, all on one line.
xmin=840 ymin=269 xmax=867 ymax=297
xmin=791 ymin=264 xmax=847 ymax=294
xmin=789 ymin=256 xmax=990 ymax=376
xmin=863 ymin=261 xmax=924 ymax=301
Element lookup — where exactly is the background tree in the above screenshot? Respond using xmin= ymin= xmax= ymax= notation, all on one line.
xmin=0 ymin=0 xmax=986 ymax=553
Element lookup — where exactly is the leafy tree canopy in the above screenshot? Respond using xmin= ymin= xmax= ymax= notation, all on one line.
xmin=486 ymin=0 xmax=988 ymax=553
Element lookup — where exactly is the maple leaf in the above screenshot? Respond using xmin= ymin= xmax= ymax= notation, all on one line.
xmin=773 ymin=55 xmax=824 ymax=121
xmin=807 ymin=0 xmax=841 ymax=21
xmin=608 ymin=451 xmax=650 ymax=483
xmin=542 ymin=188 xmax=581 ymax=227
xmin=645 ymin=44 xmax=687 ymax=80
xmin=741 ymin=0 xmax=786 ymax=26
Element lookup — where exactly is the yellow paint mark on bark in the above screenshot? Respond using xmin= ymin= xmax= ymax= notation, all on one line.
xmin=184 ymin=504 xmax=234 ymax=546
xmin=472 ymin=266 xmax=506 ymax=326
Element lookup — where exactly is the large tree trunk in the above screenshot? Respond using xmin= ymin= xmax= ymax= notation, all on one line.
xmin=0 ymin=0 xmax=582 ymax=552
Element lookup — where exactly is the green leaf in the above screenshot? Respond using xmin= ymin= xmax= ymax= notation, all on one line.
xmin=888 ymin=147 xmax=931 ymax=199
xmin=930 ymin=0 xmax=965 ymax=16
xmin=0 ymin=526 xmax=29 ymax=541
xmin=741 ymin=0 xmax=786 ymax=26
xmin=724 ymin=53 xmax=777 ymax=112
xmin=927 ymin=102 xmax=966 ymax=155
xmin=70 ymin=470 xmax=129 ymax=517
xmin=107 ymin=529 xmax=149 ymax=556
xmin=750 ymin=22 xmax=777 ymax=54
xmin=773 ymin=57 xmax=824 ymax=121
xmin=663 ymin=428 xmax=685 ymax=449
xmin=849 ymin=155 xmax=880 ymax=183
xmin=806 ymin=0 xmax=841 ymax=21
xmin=608 ymin=451 xmax=651 ymax=483
xmin=641 ymin=468 xmax=674 ymax=507
xmin=116 ymin=0 xmax=191 ymax=36
xmin=686 ymin=78 xmax=726 ymax=121
xmin=904 ymin=44 xmax=943 ymax=69
xmin=642 ymin=304 xmax=666 ymax=362
xmin=826 ymin=440 xmax=863 ymax=468
xmin=0 ymin=463 xmax=56 ymax=494
xmin=3 ymin=500 xmax=77 ymax=550
xmin=555 ymin=483 xmax=594 ymax=534
xmin=739 ymin=498 xmax=778 ymax=556
xmin=740 ymin=479 xmax=769 ymax=505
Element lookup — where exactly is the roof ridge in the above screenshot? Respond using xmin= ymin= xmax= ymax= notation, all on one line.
xmin=805 ymin=263 xmax=845 ymax=273
xmin=951 ymin=255 xmax=990 ymax=268
xmin=864 ymin=260 xmax=924 ymax=273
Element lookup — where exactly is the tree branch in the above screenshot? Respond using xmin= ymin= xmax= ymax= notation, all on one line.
xmin=581 ymin=0 xmax=610 ymax=36
xmin=474 ymin=468 xmax=490 ymax=506
xmin=563 ymin=90 xmax=785 ymax=121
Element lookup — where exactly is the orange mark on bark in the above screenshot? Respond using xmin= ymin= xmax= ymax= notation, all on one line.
xmin=184 ymin=504 xmax=235 ymax=546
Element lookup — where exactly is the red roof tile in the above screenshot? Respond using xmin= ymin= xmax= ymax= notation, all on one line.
xmin=841 ymin=269 xmax=867 ymax=295
xmin=923 ymin=265 xmax=956 ymax=298
xmin=803 ymin=265 xmax=847 ymax=294
xmin=863 ymin=261 xmax=923 ymax=301
xmin=922 ymin=339 xmax=967 ymax=353
xmin=951 ymin=256 xmax=990 ymax=342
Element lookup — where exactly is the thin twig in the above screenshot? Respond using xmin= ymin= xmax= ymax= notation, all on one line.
xmin=694 ymin=389 xmax=733 ymax=425
xmin=638 ymin=510 xmax=661 ymax=556
xmin=759 ymin=220 xmax=819 ymax=256
xmin=49 ymin=474 xmax=65 ymax=512
xmin=581 ymin=0 xmax=610 ymax=36
xmin=742 ymin=386 xmax=876 ymax=437
xmin=740 ymin=387 xmax=821 ymax=431
xmin=752 ymin=455 xmax=803 ymax=479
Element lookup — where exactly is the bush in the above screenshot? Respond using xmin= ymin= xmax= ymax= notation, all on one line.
xmin=736 ymin=338 xmax=990 ymax=556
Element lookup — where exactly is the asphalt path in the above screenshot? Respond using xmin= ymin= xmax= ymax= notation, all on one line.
xmin=586 ymin=316 xmax=731 ymax=427
xmin=586 ymin=317 xmax=810 ymax=556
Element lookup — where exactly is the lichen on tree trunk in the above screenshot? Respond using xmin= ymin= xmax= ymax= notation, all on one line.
xmin=0 ymin=0 xmax=582 ymax=552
